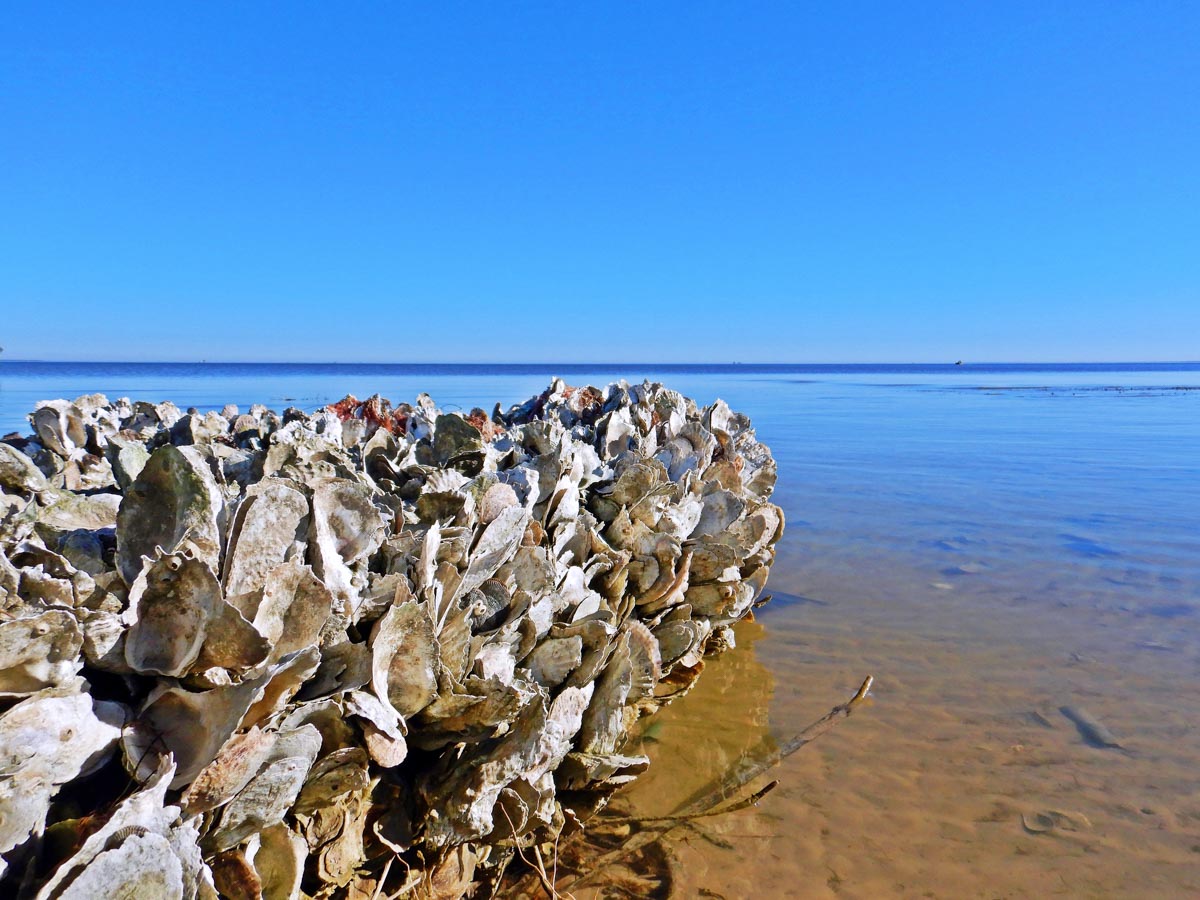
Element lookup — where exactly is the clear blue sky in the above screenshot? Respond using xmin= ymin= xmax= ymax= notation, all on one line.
xmin=1 ymin=3 xmax=1197 ymax=363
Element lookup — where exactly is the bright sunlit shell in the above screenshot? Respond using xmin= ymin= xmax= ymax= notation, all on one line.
xmin=116 ymin=445 xmax=225 ymax=585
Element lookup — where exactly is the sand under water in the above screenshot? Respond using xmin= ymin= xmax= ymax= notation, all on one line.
xmin=610 ymin=574 xmax=1200 ymax=898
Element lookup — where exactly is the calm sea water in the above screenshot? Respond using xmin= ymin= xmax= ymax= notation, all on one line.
xmin=4 ymin=361 xmax=1199 ymax=894
xmin=4 ymin=360 xmax=1197 ymax=619
xmin=3 ymin=360 xmax=1199 ymax=626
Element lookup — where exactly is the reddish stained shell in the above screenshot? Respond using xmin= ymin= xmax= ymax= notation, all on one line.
xmin=575 ymin=385 xmax=605 ymax=422
xmin=464 ymin=408 xmax=499 ymax=441
xmin=389 ymin=405 xmax=411 ymax=434
xmin=326 ymin=394 xmax=410 ymax=435
xmin=327 ymin=395 xmax=361 ymax=421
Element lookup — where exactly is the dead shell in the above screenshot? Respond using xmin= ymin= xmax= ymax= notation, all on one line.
xmin=345 ymin=689 xmax=409 ymax=767
xmin=124 ymin=679 xmax=263 ymax=789
xmin=124 ymin=552 xmax=222 ymax=676
xmin=37 ymin=488 xmax=121 ymax=534
xmin=250 ymin=559 xmax=333 ymax=664
xmin=0 ymin=442 xmax=47 ymax=494
xmin=205 ymin=725 xmax=321 ymax=853
xmin=222 ymin=477 xmax=309 ymax=597
xmin=249 ymin=823 xmax=307 ymax=900
xmin=370 ymin=601 xmax=439 ymax=719
xmin=0 ymin=610 xmax=83 ymax=696
xmin=116 ymin=445 xmax=224 ymax=585
xmin=55 ymin=831 xmax=184 ymax=900
xmin=179 ymin=726 xmax=276 ymax=817
xmin=310 ymin=478 xmax=385 ymax=610
xmin=0 ymin=688 xmax=123 ymax=871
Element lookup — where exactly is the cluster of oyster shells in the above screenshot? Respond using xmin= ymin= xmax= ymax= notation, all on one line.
xmin=0 ymin=380 xmax=782 ymax=898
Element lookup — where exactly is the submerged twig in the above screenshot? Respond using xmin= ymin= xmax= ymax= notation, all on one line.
xmin=553 ymin=675 xmax=874 ymax=894
xmin=600 ymin=781 xmax=780 ymax=828
xmin=501 ymin=805 xmax=562 ymax=900
xmin=674 ymin=674 xmax=874 ymax=816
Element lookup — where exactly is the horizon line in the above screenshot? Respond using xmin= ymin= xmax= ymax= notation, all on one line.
xmin=1 ymin=358 xmax=1199 ymax=367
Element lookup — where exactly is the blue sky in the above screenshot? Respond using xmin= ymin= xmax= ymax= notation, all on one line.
xmin=1 ymin=3 xmax=1197 ymax=362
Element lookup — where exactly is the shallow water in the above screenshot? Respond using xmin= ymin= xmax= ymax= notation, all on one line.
xmin=3 ymin=361 xmax=1199 ymax=897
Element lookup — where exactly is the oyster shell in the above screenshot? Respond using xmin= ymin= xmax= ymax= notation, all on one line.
xmin=116 ymin=445 xmax=224 ymax=584
xmin=310 ymin=478 xmax=385 ymax=615
xmin=123 ymin=551 xmax=220 ymax=676
xmin=0 ymin=442 xmax=47 ymax=494
xmin=205 ymin=726 xmax=321 ymax=853
xmin=250 ymin=559 xmax=333 ymax=664
xmin=33 ymin=760 xmax=217 ymax=900
xmin=0 ymin=686 xmax=123 ymax=875
xmin=179 ymin=726 xmax=277 ymax=818
xmin=222 ymin=478 xmax=309 ymax=597
xmin=249 ymin=823 xmax=306 ymax=900
xmin=1 ymin=380 xmax=782 ymax=898
xmin=124 ymin=679 xmax=264 ymax=789
xmin=370 ymin=600 xmax=439 ymax=719
xmin=0 ymin=610 xmax=83 ymax=696
xmin=56 ymin=831 xmax=185 ymax=900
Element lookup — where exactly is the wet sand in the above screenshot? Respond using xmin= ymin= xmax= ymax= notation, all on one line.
xmin=607 ymin=557 xmax=1200 ymax=899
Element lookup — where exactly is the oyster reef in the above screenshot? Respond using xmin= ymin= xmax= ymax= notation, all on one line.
xmin=0 ymin=380 xmax=782 ymax=898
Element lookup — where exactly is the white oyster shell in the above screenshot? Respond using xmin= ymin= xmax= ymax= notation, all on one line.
xmin=116 ymin=445 xmax=225 ymax=584
xmin=0 ymin=443 xmax=47 ymax=494
xmin=0 ymin=610 xmax=83 ymax=696
xmin=222 ymin=478 xmax=310 ymax=597
xmin=0 ymin=687 xmax=123 ymax=873
xmin=370 ymin=601 xmax=439 ymax=719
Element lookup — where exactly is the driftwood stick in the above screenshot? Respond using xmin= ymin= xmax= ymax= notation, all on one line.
xmin=556 ymin=675 xmax=874 ymax=894
xmin=599 ymin=781 xmax=780 ymax=828
xmin=671 ymin=675 xmax=874 ymax=816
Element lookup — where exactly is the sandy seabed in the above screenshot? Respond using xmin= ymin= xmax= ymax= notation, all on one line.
xmin=606 ymin=557 xmax=1200 ymax=899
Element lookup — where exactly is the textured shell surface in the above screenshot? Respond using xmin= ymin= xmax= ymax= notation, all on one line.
xmin=116 ymin=445 xmax=225 ymax=584
xmin=0 ymin=443 xmax=47 ymax=494
xmin=0 ymin=610 xmax=84 ymax=696
xmin=370 ymin=601 xmax=439 ymax=719
xmin=0 ymin=687 xmax=123 ymax=869
xmin=222 ymin=478 xmax=310 ymax=597
xmin=0 ymin=380 xmax=782 ymax=899
xmin=124 ymin=551 xmax=222 ymax=676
